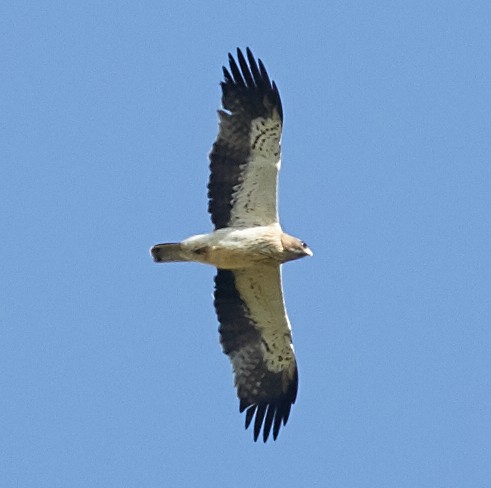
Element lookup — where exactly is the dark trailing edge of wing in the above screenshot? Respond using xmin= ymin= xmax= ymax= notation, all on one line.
xmin=208 ymin=48 xmax=283 ymax=229
xmin=214 ymin=269 xmax=298 ymax=442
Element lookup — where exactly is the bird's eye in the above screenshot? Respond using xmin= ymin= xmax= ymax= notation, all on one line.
xmin=301 ymin=241 xmax=308 ymax=249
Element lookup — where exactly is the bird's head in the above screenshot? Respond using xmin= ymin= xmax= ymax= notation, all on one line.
xmin=280 ymin=233 xmax=313 ymax=262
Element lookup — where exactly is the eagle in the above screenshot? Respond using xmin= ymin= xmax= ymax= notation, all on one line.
xmin=151 ymin=48 xmax=312 ymax=442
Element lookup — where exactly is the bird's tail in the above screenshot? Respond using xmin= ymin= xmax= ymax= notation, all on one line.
xmin=150 ymin=243 xmax=188 ymax=263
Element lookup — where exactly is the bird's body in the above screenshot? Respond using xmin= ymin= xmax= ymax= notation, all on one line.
xmin=152 ymin=224 xmax=311 ymax=269
xmin=151 ymin=48 xmax=311 ymax=442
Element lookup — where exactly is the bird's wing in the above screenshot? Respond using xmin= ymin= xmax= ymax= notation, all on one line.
xmin=208 ymin=48 xmax=283 ymax=230
xmin=214 ymin=264 xmax=298 ymax=442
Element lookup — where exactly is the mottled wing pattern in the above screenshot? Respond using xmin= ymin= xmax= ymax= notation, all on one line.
xmin=208 ymin=48 xmax=283 ymax=230
xmin=214 ymin=265 xmax=298 ymax=442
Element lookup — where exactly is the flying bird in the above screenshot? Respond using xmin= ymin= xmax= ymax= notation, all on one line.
xmin=151 ymin=48 xmax=312 ymax=442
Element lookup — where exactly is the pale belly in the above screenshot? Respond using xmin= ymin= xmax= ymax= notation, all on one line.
xmin=191 ymin=246 xmax=274 ymax=269
xmin=181 ymin=226 xmax=283 ymax=269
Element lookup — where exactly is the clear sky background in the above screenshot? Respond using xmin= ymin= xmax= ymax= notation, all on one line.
xmin=2 ymin=1 xmax=490 ymax=487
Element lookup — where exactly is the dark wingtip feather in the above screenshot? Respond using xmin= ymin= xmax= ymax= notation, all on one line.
xmin=219 ymin=47 xmax=283 ymax=123
xmin=262 ymin=404 xmax=276 ymax=442
xmin=253 ymin=404 xmax=267 ymax=442
xmin=239 ymin=398 xmax=249 ymax=413
xmin=246 ymin=47 xmax=262 ymax=88
xmin=237 ymin=48 xmax=254 ymax=87
xmin=272 ymin=409 xmax=283 ymax=440
xmin=241 ymin=366 xmax=298 ymax=442
xmin=258 ymin=58 xmax=270 ymax=83
xmin=222 ymin=66 xmax=233 ymax=83
xmin=228 ymin=52 xmax=245 ymax=87
xmin=245 ymin=405 xmax=256 ymax=430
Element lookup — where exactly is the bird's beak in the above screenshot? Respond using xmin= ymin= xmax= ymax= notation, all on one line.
xmin=305 ymin=247 xmax=313 ymax=257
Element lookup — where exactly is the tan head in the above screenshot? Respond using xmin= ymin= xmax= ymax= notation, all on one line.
xmin=280 ymin=233 xmax=313 ymax=263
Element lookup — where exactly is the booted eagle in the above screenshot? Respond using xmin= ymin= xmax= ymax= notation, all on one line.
xmin=151 ymin=48 xmax=312 ymax=442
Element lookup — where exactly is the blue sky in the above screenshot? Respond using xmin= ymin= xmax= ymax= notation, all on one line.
xmin=2 ymin=1 xmax=490 ymax=487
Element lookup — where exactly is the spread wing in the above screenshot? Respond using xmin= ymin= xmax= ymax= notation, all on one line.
xmin=214 ymin=265 xmax=298 ymax=442
xmin=208 ymin=48 xmax=283 ymax=230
